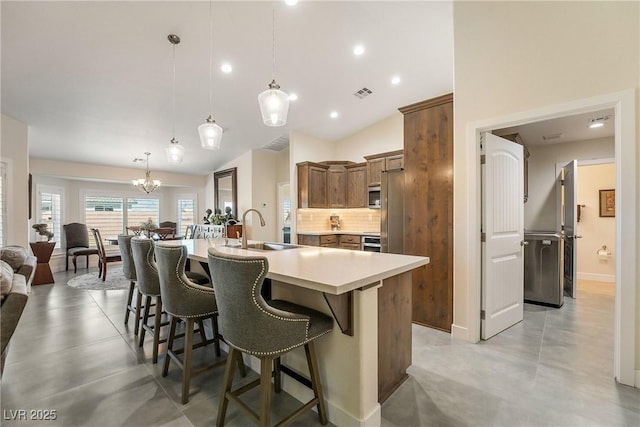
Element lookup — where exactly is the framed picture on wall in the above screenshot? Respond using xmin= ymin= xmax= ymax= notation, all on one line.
xmin=599 ymin=189 xmax=615 ymax=217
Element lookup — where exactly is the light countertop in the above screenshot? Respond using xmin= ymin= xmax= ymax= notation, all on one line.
xmin=158 ymin=238 xmax=428 ymax=295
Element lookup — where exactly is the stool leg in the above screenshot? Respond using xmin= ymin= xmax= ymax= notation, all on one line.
xmin=134 ymin=290 xmax=142 ymax=336
xmin=124 ymin=281 xmax=134 ymax=324
xmin=212 ymin=315 xmax=221 ymax=357
xmin=152 ymin=296 xmax=163 ymax=364
xmin=236 ymin=351 xmax=247 ymax=377
xmin=197 ymin=319 xmax=208 ymax=344
xmin=139 ymin=295 xmax=152 ymax=348
xmin=182 ymin=318 xmax=195 ymax=404
xmin=305 ymin=341 xmax=328 ymax=425
xmin=163 ymin=316 xmax=178 ymax=377
xmin=259 ymin=357 xmax=272 ymax=427
xmin=217 ymin=347 xmax=237 ymax=427
xmin=274 ymin=357 xmax=282 ymax=393
xmin=66 ymin=255 xmax=69 ymax=271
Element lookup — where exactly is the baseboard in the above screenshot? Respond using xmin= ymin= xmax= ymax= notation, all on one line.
xmin=636 ymin=370 xmax=640 ymax=389
xmin=577 ymin=272 xmax=615 ymax=283
xmin=451 ymin=323 xmax=468 ymax=341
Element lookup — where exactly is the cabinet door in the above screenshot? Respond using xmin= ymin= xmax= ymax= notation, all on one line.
xmin=308 ymin=166 xmax=328 ymax=208
xmin=386 ymin=154 xmax=404 ymax=171
xmin=298 ymin=234 xmax=320 ymax=246
xmin=367 ymin=158 xmax=385 ymax=186
xmin=327 ymin=168 xmax=347 ymax=208
xmin=346 ymin=165 xmax=367 ymax=208
xmin=340 ymin=242 xmax=361 ymax=250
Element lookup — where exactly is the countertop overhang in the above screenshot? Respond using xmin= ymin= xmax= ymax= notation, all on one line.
xmin=158 ymin=238 xmax=428 ymax=295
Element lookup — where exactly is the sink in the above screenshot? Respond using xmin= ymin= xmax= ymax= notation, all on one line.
xmin=223 ymin=242 xmax=300 ymax=251
xmin=246 ymin=242 xmax=300 ymax=251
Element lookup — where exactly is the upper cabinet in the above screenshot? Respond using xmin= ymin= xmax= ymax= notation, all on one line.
xmin=364 ymin=150 xmax=404 ymax=186
xmin=297 ymin=162 xmax=329 ymax=208
xmin=297 ymin=160 xmax=368 ymax=209
xmin=345 ymin=163 xmax=367 ymax=208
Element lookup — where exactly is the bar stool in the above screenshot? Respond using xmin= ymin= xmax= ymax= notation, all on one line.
xmin=154 ymin=244 xmax=245 ymax=404
xmin=118 ymin=235 xmax=143 ymax=335
xmin=207 ymin=249 xmax=333 ymax=427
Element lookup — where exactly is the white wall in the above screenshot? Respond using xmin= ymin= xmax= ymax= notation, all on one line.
xmin=453 ymin=1 xmax=639 ymax=377
xmin=577 ymin=163 xmax=616 ymax=282
xmin=335 ymin=112 xmax=403 ymax=162
xmin=0 ymin=114 xmax=30 ymax=247
xmin=526 ymin=137 xmax=615 ymax=230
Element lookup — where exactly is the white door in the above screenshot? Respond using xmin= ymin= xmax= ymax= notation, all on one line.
xmin=481 ymin=133 xmax=525 ymax=339
xmin=562 ymin=160 xmax=579 ymax=298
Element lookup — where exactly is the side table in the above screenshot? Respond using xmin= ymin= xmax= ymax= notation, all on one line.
xmin=29 ymin=241 xmax=56 ymax=285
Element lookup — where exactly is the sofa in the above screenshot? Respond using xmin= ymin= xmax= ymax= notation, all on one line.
xmin=1 ymin=245 xmax=36 ymax=375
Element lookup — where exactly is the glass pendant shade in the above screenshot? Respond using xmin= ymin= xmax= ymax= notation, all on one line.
xmin=198 ymin=116 xmax=223 ymax=150
xmin=258 ymin=80 xmax=289 ymax=127
xmin=166 ymin=137 xmax=185 ymax=164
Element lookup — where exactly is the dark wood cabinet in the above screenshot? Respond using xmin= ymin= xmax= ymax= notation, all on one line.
xmin=326 ymin=163 xmax=348 ymax=208
xmin=365 ymin=150 xmax=404 ymax=186
xmin=400 ymin=93 xmax=453 ymax=332
xmin=297 ymin=162 xmax=329 ymax=208
xmin=297 ymin=234 xmax=338 ymax=248
xmin=345 ymin=163 xmax=367 ymax=208
xmin=339 ymin=234 xmax=361 ymax=250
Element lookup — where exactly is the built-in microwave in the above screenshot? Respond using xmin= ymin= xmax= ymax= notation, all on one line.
xmin=368 ymin=186 xmax=381 ymax=208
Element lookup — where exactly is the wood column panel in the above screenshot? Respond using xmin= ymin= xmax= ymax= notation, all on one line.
xmin=401 ymin=94 xmax=453 ymax=332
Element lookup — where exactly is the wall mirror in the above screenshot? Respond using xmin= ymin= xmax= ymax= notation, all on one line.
xmin=214 ymin=167 xmax=237 ymax=220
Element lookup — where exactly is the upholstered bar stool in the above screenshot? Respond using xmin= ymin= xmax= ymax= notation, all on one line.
xmin=155 ymin=244 xmax=245 ymax=404
xmin=118 ymin=235 xmax=143 ymax=335
xmin=130 ymin=238 xmax=168 ymax=364
xmin=207 ymin=249 xmax=333 ymax=427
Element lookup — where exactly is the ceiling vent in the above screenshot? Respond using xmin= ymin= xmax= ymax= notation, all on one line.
xmin=542 ymin=133 xmax=564 ymax=141
xmin=354 ymin=87 xmax=373 ymax=99
xmin=263 ymin=134 xmax=290 ymax=152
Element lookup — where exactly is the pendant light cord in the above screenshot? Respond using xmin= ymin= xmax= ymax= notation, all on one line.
xmin=172 ymin=40 xmax=176 ymax=140
xmin=272 ymin=8 xmax=276 ymax=81
xmin=208 ymin=0 xmax=213 ymax=116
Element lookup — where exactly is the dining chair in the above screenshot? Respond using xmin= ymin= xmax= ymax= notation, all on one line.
xmin=90 ymin=228 xmax=122 ymax=281
xmin=63 ymin=223 xmax=99 ymax=273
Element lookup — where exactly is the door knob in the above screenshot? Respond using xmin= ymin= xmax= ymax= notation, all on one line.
xmin=521 ymin=241 xmax=529 ymax=246
xmin=575 ymin=235 xmax=583 ymax=239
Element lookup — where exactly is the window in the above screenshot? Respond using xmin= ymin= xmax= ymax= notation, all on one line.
xmin=177 ymin=198 xmax=196 ymax=234
xmin=0 ymin=162 xmax=6 ymax=246
xmin=127 ymin=197 xmax=160 ymax=228
xmin=85 ymin=196 xmax=123 ymax=245
xmin=37 ymin=185 xmax=63 ymax=249
xmin=83 ymin=194 xmax=160 ymax=245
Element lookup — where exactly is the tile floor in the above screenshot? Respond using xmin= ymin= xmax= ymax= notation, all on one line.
xmin=2 ymin=271 xmax=638 ymax=426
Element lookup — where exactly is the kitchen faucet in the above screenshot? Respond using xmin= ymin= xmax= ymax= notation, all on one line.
xmin=241 ymin=209 xmax=266 ymax=249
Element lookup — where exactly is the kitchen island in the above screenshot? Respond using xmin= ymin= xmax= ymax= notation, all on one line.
xmin=159 ymin=238 xmax=429 ymax=426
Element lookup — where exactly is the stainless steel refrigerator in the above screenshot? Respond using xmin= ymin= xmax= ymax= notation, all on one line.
xmin=380 ymin=168 xmax=404 ymax=254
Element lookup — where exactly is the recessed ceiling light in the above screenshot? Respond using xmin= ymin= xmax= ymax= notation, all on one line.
xmin=221 ymin=63 xmax=232 ymax=73
xmin=353 ymin=45 xmax=365 ymax=56
xmin=391 ymin=75 xmax=401 ymax=85
xmin=330 ymin=111 xmax=339 ymax=119
xmin=588 ymin=116 xmax=610 ymax=128
xmin=285 ymin=0 xmax=298 ymax=5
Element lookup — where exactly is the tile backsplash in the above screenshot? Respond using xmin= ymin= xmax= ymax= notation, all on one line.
xmin=296 ymin=208 xmax=380 ymax=233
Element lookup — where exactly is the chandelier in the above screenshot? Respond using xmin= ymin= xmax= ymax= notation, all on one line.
xmin=132 ymin=152 xmax=161 ymax=194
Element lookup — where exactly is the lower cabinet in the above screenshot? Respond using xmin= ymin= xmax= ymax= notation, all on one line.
xmin=339 ymin=234 xmax=361 ymax=250
xmin=297 ymin=234 xmax=338 ymax=248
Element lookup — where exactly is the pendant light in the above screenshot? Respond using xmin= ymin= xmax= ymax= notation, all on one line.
xmin=166 ymin=34 xmax=185 ymax=164
xmin=199 ymin=0 xmax=224 ymax=150
xmin=132 ymin=152 xmax=161 ymax=194
xmin=258 ymin=9 xmax=289 ymax=127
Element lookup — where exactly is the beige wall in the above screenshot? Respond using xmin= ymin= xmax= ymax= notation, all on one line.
xmin=526 ymin=137 xmax=615 ymax=230
xmin=453 ymin=0 xmax=639 ymax=376
xmin=0 ymin=114 xmax=30 ymax=247
xmin=577 ymin=163 xmax=616 ymax=282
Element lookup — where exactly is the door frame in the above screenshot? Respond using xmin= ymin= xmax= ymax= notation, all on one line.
xmin=464 ymin=89 xmax=636 ymax=386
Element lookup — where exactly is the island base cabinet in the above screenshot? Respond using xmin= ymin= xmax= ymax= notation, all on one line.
xmin=378 ymin=271 xmax=412 ymax=403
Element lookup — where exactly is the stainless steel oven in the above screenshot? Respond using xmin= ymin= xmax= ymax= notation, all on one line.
xmin=362 ymin=235 xmax=381 ymax=252
xmin=368 ymin=186 xmax=381 ymax=209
